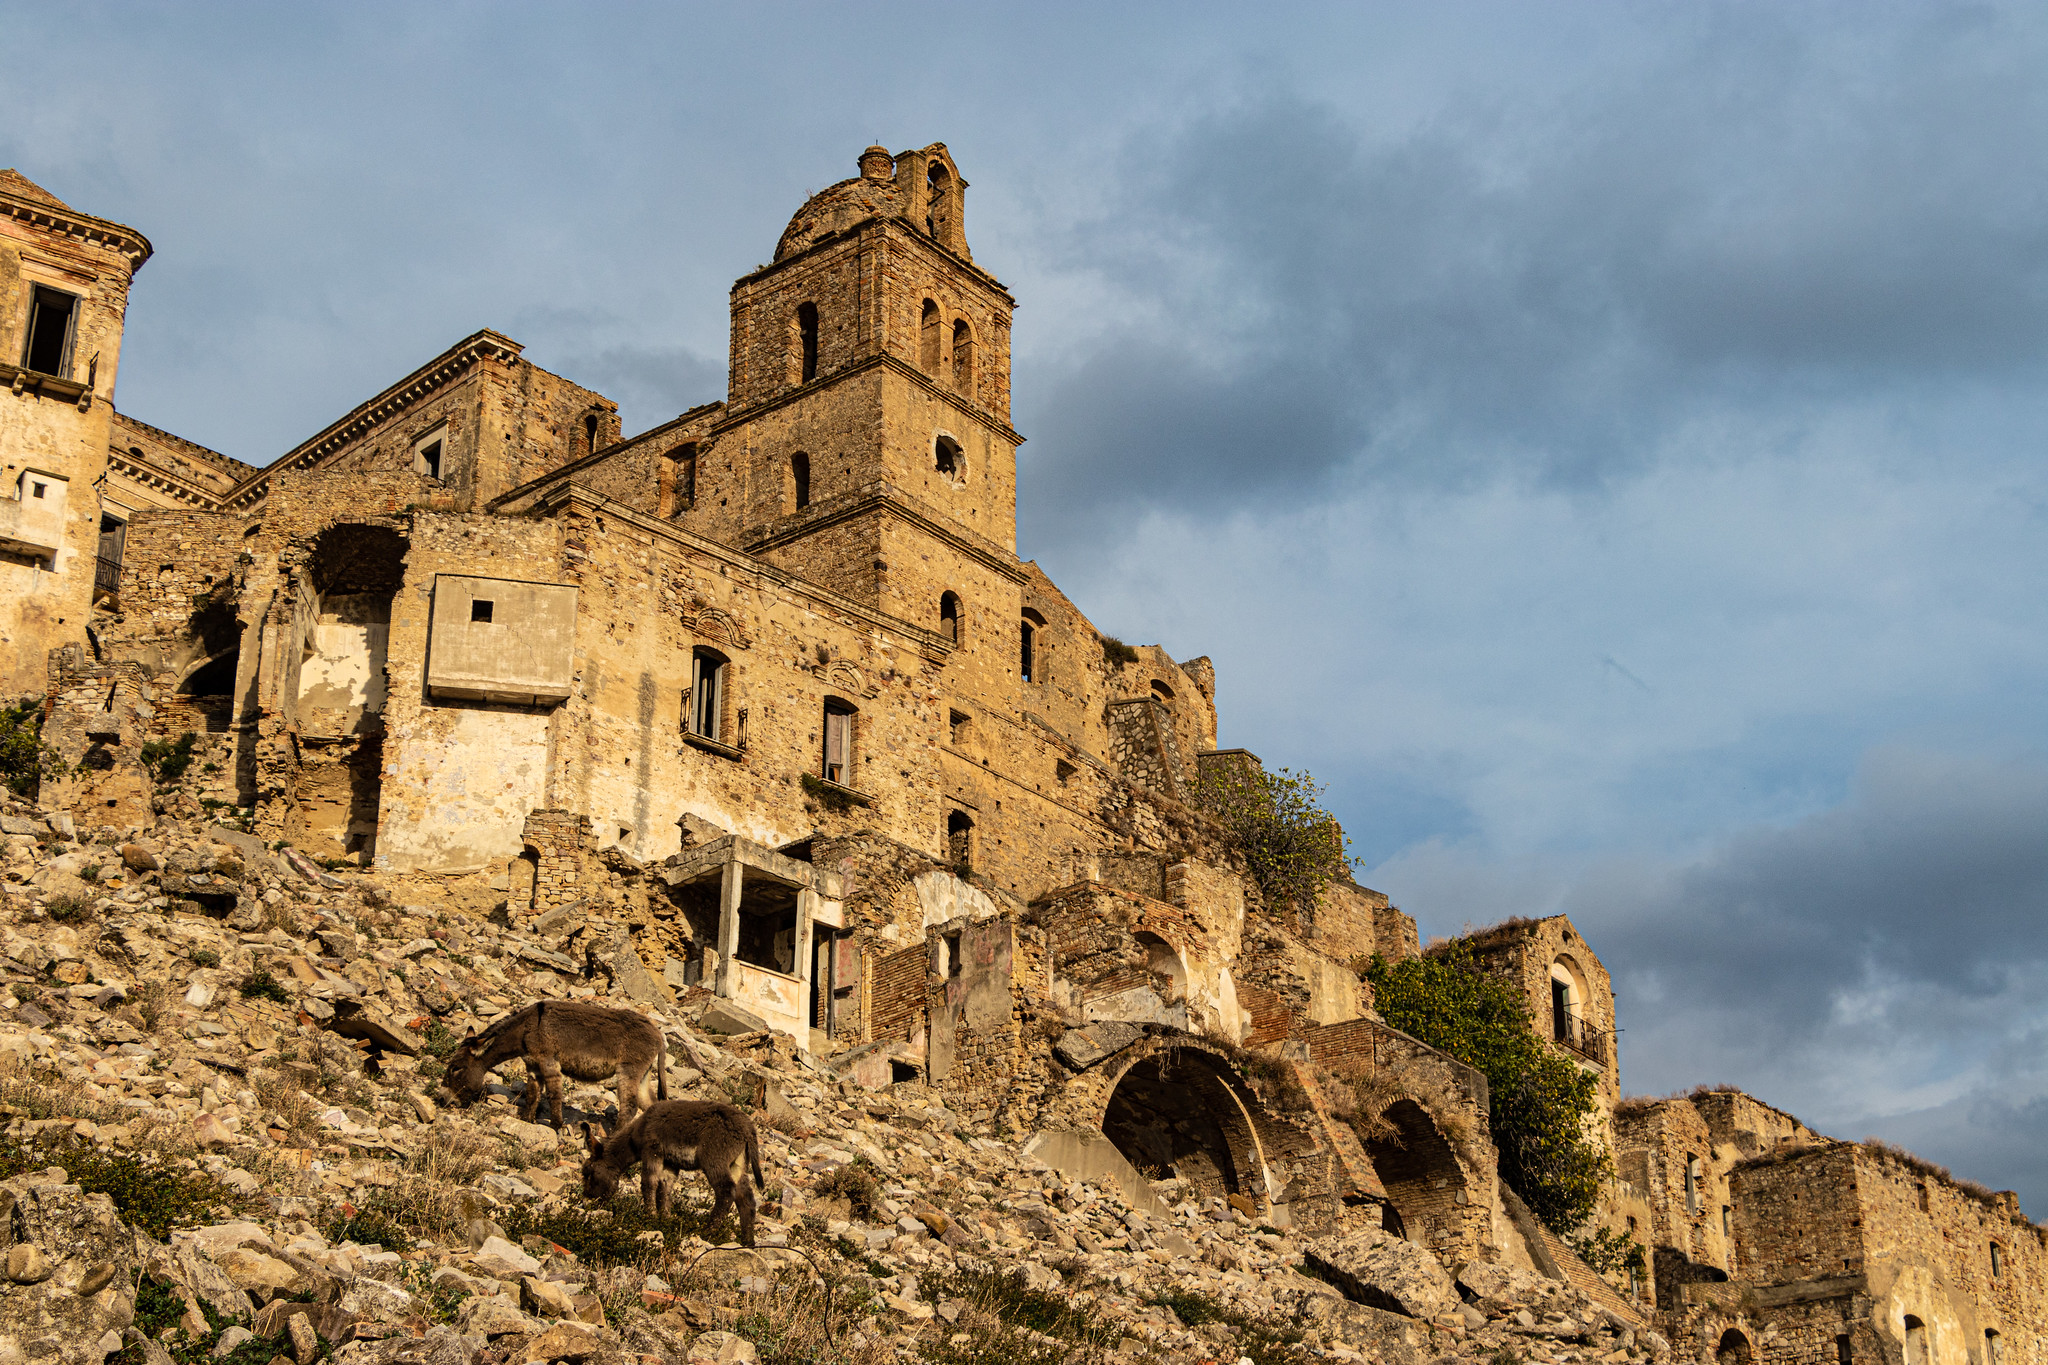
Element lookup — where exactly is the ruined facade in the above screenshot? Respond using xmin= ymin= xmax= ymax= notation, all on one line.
xmin=2 ymin=148 xmax=2038 ymax=1365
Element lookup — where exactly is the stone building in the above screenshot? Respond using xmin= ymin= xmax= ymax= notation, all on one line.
xmin=2 ymin=147 xmax=2039 ymax=1365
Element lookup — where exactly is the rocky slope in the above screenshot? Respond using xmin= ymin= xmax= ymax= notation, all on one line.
xmin=0 ymin=800 xmax=1670 ymax=1365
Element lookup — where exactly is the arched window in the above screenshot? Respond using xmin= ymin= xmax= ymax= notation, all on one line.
xmin=659 ymin=444 xmax=696 ymax=518
xmin=1716 ymin=1331 xmax=1754 ymax=1365
xmin=1135 ymin=932 xmax=1187 ymax=1003
xmin=822 ymin=697 xmax=856 ymax=785
xmin=946 ymin=809 xmax=974 ymax=868
xmin=920 ymin=299 xmax=941 ymax=373
xmin=1904 ymin=1318 xmax=1927 ymax=1365
xmin=796 ymin=302 xmax=819 ymax=383
xmin=927 ymin=160 xmax=952 ymax=239
xmin=585 ymin=413 xmax=600 ymax=455
xmin=1150 ymin=679 xmax=1174 ymax=703
xmin=791 ymin=451 xmax=811 ymax=511
xmin=1986 ymin=1330 xmax=2002 ymax=1365
xmin=688 ymin=647 xmax=728 ymax=742
xmin=939 ymin=592 xmax=961 ymax=643
xmin=934 ymin=435 xmax=963 ymax=480
xmin=1021 ymin=620 xmax=1034 ymax=681
xmin=1684 ymin=1154 xmax=1702 ymax=1211
xmin=1022 ymin=608 xmax=1046 ymax=683
xmin=951 ymin=318 xmax=973 ymax=393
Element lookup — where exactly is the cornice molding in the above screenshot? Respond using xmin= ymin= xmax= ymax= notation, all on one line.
xmin=712 ymin=351 xmax=1024 ymax=446
xmin=0 ymin=190 xmax=152 ymax=268
xmin=103 ymin=448 xmax=226 ymax=511
xmin=734 ymin=215 xmax=1015 ymax=305
xmin=219 ymin=329 xmax=523 ymax=513
xmin=741 ymin=479 xmax=1029 ymax=586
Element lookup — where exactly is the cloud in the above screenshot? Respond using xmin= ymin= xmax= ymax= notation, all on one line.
xmin=1017 ymin=5 xmax=2048 ymax=545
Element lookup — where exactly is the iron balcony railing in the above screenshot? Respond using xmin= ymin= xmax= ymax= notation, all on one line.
xmin=1553 ymin=1014 xmax=1615 ymax=1067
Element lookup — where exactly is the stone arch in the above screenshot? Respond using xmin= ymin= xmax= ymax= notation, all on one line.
xmin=1088 ymin=1037 xmax=1272 ymax=1203
xmin=1364 ymin=1098 xmax=1473 ymax=1253
xmin=1717 ymin=1329 xmax=1756 ymax=1365
xmin=1133 ymin=930 xmax=1187 ymax=1003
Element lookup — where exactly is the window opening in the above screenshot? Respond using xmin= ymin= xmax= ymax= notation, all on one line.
xmin=1055 ymin=759 xmax=1076 ymax=784
xmin=926 ymin=159 xmax=952 ymax=240
xmin=939 ymin=591 xmax=961 ymax=643
xmin=585 ymin=413 xmax=599 ymax=454
xmin=660 ymin=445 xmax=697 ymax=518
xmin=1991 ymin=1243 xmax=2003 ymax=1276
xmin=890 ymin=1060 xmax=920 ymax=1085
xmin=733 ymin=873 xmax=800 ymax=975
xmin=1684 ymin=1155 xmax=1702 ymax=1212
xmin=946 ymin=810 xmax=973 ymax=868
xmin=934 ymin=435 xmax=963 ymax=478
xmin=412 ymin=430 xmax=444 ymax=480
xmin=1021 ymin=620 xmax=1034 ymax=681
xmin=30 ymin=482 xmax=46 ymax=499
xmin=21 ymin=287 xmax=77 ymax=377
xmin=1722 ymin=1205 xmax=1732 ymax=1238
xmin=1150 ymin=678 xmax=1174 ymax=702
xmin=951 ymin=318 xmax=973 ymax=392
xmin=470 ymin=599 xmax=494 ymax=623
xmin=1904 ymin=1318 xmax=1926 ymax=1365
xmin=949 ymin=709 xmax=970 ymax=747
xmin=1552 ymin=978 xmax=1572 ymax=1041
xmin=943 ymin=931 xmax=964 ymax=979
xmin=689 ymin=648 xmax=727 ymax=742
xmin=920 ymin=299 xmax=941 ymax=373
xmin=791 ymin=451 xmax=810 ymax=510
xmin=1986 ymin=1331 xmax=2002 ymax=1365
xmin=822 ymin=699 xmax=855 ymax=784
xmin=1837 ymin=1336 xmax=1852 ymax=1365
xmin=797 ymin=302 xmax=819 ymax=382
xmin=1716 ymin=1331 xmax=1754 ymax=1365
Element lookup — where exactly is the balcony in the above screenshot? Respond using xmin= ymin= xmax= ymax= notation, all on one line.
xmin=1552 ymin=1014 xmax=1614 ymax=1068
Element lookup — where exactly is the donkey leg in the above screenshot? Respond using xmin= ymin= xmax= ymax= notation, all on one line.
xmin=733 ymin=1154 xmax=758 ymax=1248
xmin=706 ymin=1169 xmax=735 ymax=1239
xmin=517 ymin=1058 xmax=545 ymax=1122
xmin=641 ymin=1155 xmax=665 ymax=1210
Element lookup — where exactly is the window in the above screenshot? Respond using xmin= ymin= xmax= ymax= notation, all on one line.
xmin=1904 ymin=1318 xmax=1926 ymax=1365
xmin=411 ymin=425 xmax=447 ymax=480
xmin=943 ymin=931 xmax=964 ymax=979
xmin=660 ymin=445 xmax=697 ymax=518
xmin=1685 ymin=1154 xmax=1702 ymax=1212
xmin=791 ymin=451 xmax=810 ymax=510
xmin=920 ymin=299 xmax=941 ymax=373
xmin=20 ymin=286 xmax=77 ymax=377
xmin=822 ymin=698 xmax=856 ymax=784
xmin=926 ymin=159 xmax=952 ymax=240
xmin=1150 ymin=679 xmax=1174 ymax=702
xmin=470 ymin=599 xmax=494 ymax=623
xmin=949 ymin=709 xmax=970 ymax=747
xmin=946 ymin=810 xmax=973 ymax=868
xmin=1722 ymin=1205 xmax=1732 ymax=1237
xmin=951 ymin=318 xmax=973 ymax=392
xmin=1020 ymin=620 xmax=1034 ymax=681
xmin=688 ymin=648 xmax=728 ymax=742
xmin=1986 ymin=1331 xmax=2002 ymax=1365
xmin=934 ymin=434 xmax=963 ymax=479
xmin=939 ymin=592 xmax=961 ymax=643
xmin=1991 ymin=1243 xmax=2003 ymax=1277
xmin=585 ymin=413 xmax=600 ymax=455
xmin=1837 ymin=1335 xmax=1852 ymax=1365
xmin=1055 ymin=759 xmax=1076 ymax=784
xmin=796 ymin=302 xmax=819 ymax=383
xmin=30 ymin=481 xmax=46 ymax=499
xmin=1552 ymin=978 xmax=1572 ymax=1041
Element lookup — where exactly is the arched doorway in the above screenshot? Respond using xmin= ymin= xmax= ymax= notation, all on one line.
xmin=1364 ymin=1100 xmax=1469 ymax=1251
xmin=1717 ymin=1330 xmax=1756 ymax=1365
xmin=1100 ymin=1047 xmax=1267 ymax=1201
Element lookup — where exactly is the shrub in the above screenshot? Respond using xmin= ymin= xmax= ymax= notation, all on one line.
xmin=238 ymin=969 xmax=292 ymax=1005
xmin=43 ymin=895 xmax=92 ymax=924
xmin=0 ymin=701 xmax=62 ymax=799
xmin=814 ymin=1160 xmax=880 ymax=1218
xmin=1366 ymin=941 xmax=1611 ymax=1233
xmin=1098 ymin=635 xmax=1139 ymax=668
xmin=0 ymin=1137 xmax=240 ymax=1240
xmin=188 ymin=948 xmax=220 ymax=968
xmin=1192 ymin=759 xmax=1354 ymax=916
xmin=502 ymin=1194 xmax=717 ymax=1267
xmin=139 ymin=732 xmax=199 ymax=787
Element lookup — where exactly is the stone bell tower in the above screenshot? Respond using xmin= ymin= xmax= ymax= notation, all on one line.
xmin=690 ymin=144 xmax=1025 ymax=643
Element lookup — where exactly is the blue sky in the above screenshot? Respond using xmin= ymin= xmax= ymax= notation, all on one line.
xmin=10 ymin=0 xmax=2048 ymax=1211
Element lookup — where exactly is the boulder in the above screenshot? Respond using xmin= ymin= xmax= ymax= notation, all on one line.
xmin=1303 ymin=1229 xmax=1463 ymax=1321
xmin=473 ymin=1236 xmax=542 ymax=1277
xmin=0 ymin=1178 xmax=145 ymax=1365
xmin=459 ymin=1295 xmax=542 ymax=1338
xmin=522 ymin=1276 xmax=578 ymax=1320
xmin=215 ymin=1247 xmax=301 ymax=1297
xmin=526 ymin=1321 xmax=604 ymax=1362
xmin=1456 ymin=1259 xmax=1581 ymax=1319
xmin=325 ymin=999 xmax=421 ymax=1056
xmin=684 ymin=1331 xmax=759 ymax=1363
xmin=606 ymin=931 xmax=670 ymax=1007
xmin=695 ymin=1000 xmax=768 ymax=1036
xmin=1053 ymin=1022 xmax=1144 ymax=1070
xmin=337 ymin=1276 xmax=419 ymax=1323
xmin=331 ymin=1326 xmax=477 ymax=1365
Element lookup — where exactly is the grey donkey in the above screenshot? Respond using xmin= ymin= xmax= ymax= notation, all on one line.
xmin=581 ymin=1100 xmax=766 ymax=1247
xmin=444 ymin=1000 xmax=666 ymax=1129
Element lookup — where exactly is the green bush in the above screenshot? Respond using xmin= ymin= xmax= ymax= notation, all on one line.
xmin=502 ymin=1194 xmax=719 ymax=1266
xmin=139 ymin=731 xmax=199 ymax=787
xmin=1098 ymin=635 xmax=1139 ymax=668
xmin=1365 ymin=941 xmax=1611 ymax=1232
xmin=238 ymin=968 xmax=292 ymax=1005
xmin=43 ymin=895 xmax=92 ymax=924
xmin=813 ymin=1160 xmax=879 ymax=1219
xmin=1193 ymin=759 xmax=1354 ymax=916
xmin=0 ymin=1138 xmax=240 ymax=1240
xmin=188 ymin=948 xmax=220 ymax=969
xmin=0 ymin=701 xmax=62 ymax=799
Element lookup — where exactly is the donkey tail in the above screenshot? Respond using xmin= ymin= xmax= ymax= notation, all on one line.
xmin=657 ymin=1030 xmax=669 ymax=1101
xmin=746 ymin=1119 xmax=764 ymax=1191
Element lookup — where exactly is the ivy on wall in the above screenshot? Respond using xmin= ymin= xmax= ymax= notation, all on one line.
xmin=1366 ymin=940 xmax=1611 ymax=1233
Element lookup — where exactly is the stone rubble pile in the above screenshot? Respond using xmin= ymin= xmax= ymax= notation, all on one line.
xmin=0 ymin=800 xmax=1670 ymax=1365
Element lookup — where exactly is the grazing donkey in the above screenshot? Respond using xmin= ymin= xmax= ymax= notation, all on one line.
xmin=581 ymin=1100 xmax=765 ymax=1247
xmin=445 ymin=1000 xmax=666 ymax=1129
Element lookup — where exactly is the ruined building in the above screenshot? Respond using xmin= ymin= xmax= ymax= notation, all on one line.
xmin=2 ymin=149 xmax=2039 ymax=1365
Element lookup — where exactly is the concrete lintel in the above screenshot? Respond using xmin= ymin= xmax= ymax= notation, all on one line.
xmin=664 ymin=833 xmax=819 ymax=891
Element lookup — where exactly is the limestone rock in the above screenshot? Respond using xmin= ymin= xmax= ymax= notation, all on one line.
xmin=0 ymin=1179 xmax=143 ymax=1365
xmin=695 ymin=1000 xmax=768 ymax=1036
xmin=1053 ymin=1021 xmax=1144 ymax=1070
xmin=606 ymin=930 xmax=670 ymax=1007
xmin=5 ymin=1243 xmax=49 ymax=1283
xmin=522 ymin=1275 xmax=578 ymax=1319
xmin=1304 ymin=1228 xmax=1463 ymax=1321
xmin=473 ymin=1236 xmax=542 ymax=1277
xmin=459 ymin=1294 xmax=542 ymax=1338
xmin=215 ymin=1247 xmax=300 ymax=1296
xmin=685 ymin=1331 xmax=759 ymax=1363
xmin=1457 ymin=1259 xmax=1581 ymax=1319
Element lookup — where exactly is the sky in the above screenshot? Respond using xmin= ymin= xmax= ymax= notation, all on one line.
xmin=8 ymin=0 xmax=2048 ymax=1212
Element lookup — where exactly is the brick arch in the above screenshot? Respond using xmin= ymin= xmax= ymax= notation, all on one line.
xmin=1366 ymin=1097 xmax=1475 ymax=1256
xmin=1086 ymin=1036 xmax=1274 ymax=1203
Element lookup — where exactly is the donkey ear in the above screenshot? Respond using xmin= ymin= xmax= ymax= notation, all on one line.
xmin=582 ymin=1121 xmax=604 ymax=1155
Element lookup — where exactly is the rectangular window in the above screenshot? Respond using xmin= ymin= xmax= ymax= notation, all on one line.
xmin=411 ymin=426 xmax=447 ymax=480
xmin=21 ymin=287 xmax=78 ymax=378
xmin=690 ymin=653 xmax=725 ymax=741
xmin=823 ymin=703 xmax=853 ymax=783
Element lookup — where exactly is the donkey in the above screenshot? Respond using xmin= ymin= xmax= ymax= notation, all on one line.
xmin=581 ymin=1100 xmax=765 ymax=1247
xmin=444 ymin=1000 xmax=666 ymax=1130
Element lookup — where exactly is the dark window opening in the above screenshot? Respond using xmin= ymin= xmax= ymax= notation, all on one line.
xmin=585 ymin=413 xmax=599 ymax=453
xmin=951 ymin=318 xmax=973 ymax=391
xmin=179 ymin=652 xmax=239 ymax=699
xmin=1986 ymin=1331 xmax=2002 ymax=1365
xmin=1021 ymin=621 xmax=1034 ymax=681
xmin=734 ymin=877 xmax=799 ymax=975
xmin=934 ymin=435 xmax=962 ymax=477
xmin=939 ymin=591 xmax=961 ymax=643
xmin=661 ymin=445 xmax=697 ymax=517
xmin=1055 ymin=759 xmax=1076 ymax=784
xmin=689 ymin=648 xmax=728 ymax=742
xmin=416 ymin=439 xmax=442 ymax=480
xmin=944 ymin=931 xmax=964 ymax=979
xmin=920 ymin=299 xmax=941 ymax=373
xmin=21 ymin=287 xmax=77 ymax=378
xmin=1684 ymin=1154 xmax=1701 ymax=1211
xmin=470 ymin=599 xmax=494 ymax=623
xmin=946 ymin=810 xmax=973 ymax=868
xmin=949 ymin=709 xmax=970 ymax=747
xmin=1551 ymin=978 xmax=1571 ymax=1041
xmin=1904 ymin=1319 xmax=1926 ymax=1365
xmin=30 ymin=482 xmax=46 ymax=499
xmin=926 ymin=160 xmax=951 ymax=240
xmin=1722 ymin=1205 xmax=1732 ymax=1238
xmin=1837 ymin=1336 xmax=1852 ymax=1365
xmin=792 ymin=451 xmax=810 ymax=510
xmin=1151 ymin=678 xmax=1174 ymax=702
xmin=1991 ymin=1243 xmax=2003 ymax=1276
xmin=822 ymin=699 xmax=855 ymax=784
xmin=890 ymin=1060 xmax=920 ymax=1085
xmin=1716 ymin=1331 xmax=1754 ymax=1365
xmin=797 ymin=302 xmax=819 ymax=382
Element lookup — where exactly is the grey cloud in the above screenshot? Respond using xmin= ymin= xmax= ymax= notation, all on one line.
xmin=1019 ymin=6 xmax=2048 ymax=544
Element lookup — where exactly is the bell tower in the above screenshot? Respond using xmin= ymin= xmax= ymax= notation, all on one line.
xmin=690 ymin=144 xmax=1024 ymax=637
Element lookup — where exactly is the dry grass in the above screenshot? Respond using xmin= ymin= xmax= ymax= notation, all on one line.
xmin=403 ymin=1120 xmax=501 ymax=1185
xmin=1320 ymin=1061 xmax=1401 ymax=1145
xmin=135 ymin=981 xmax=175 ymax=1033
xmin=250 ymin=1068 xmax=324 ymax=1144
xmin=678 ymin=1264 xmax=893 ymax=1365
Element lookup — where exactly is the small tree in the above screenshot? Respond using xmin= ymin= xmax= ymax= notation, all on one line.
xmin=0 ymin=701 xmax=63 ymax=799
xmin=1366 ymin=940 xmax=1611 ymax=1233
xmin=1193 ymin=759 xmax=1353 ymax=916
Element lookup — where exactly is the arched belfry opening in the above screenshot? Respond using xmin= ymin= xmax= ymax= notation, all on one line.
xmin=926 ymin=159 xmax=953 ymax=240
xmin=795 ymin=302 xmax=819 ymax=383
xmin=920 ymin=299 xmax=941 ymax=374
xmin=1101 ymin=1048 xmax=1267 ymax=1200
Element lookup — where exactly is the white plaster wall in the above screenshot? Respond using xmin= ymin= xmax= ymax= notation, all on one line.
xmin=377 ymin=707 xmax=548 ymax=873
